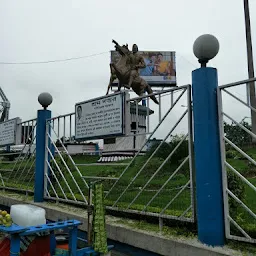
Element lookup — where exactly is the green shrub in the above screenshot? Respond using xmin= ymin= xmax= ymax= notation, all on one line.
xmin=169 ymin=135 xmax=189 ymax=165
xmin=50 ymin=154 xmax=71 ymax=181
xmin=143 ymin=157 xmax=166 ymax=177
xmin=146 ymin=135 xmax=189 ymax=166
xmin=224 ymin=121 xmax=252 ymax=147
xmin=146 ymin=141 xmax=172 ymax=160
xmin=3 ymin=153 xmax=18 ymax=161
xmin=227 ymin=170 xmax=245 ymax=215
xmin=226 ymin=150 xmax=237 ymax=159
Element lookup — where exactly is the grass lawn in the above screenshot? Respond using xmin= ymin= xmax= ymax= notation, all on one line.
xmin=225 ymin=147 xmax=256 ymax=238
xmin=2 ymin=146 xmax=256 ymax=237
xmin=0 ymin=156 xmax=35 ymax=190
xmin=46 ymin=153 xmax=193 ymax=218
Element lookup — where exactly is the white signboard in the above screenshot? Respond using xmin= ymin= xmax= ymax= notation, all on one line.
xmin=0 ymin=118 xmax=22 ymax=146
xmin=75 ymin=92 xmax=125 ymax=140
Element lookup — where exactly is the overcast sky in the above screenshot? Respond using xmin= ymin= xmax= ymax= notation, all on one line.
xmin=0 ymin=0 xmax=255 ymax=136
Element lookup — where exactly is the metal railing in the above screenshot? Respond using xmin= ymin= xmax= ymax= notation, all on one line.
xmin=218 ymin=77 xmax=256 ymax=243
xmin=43 ymin=85 xmax=195 ymax=223
xmin=105 ymin=85 xmax=195 ymax=222
xmin=44 ymin=114 xmax=89 ymax=204
xmin=0 ymin=118 xmax=37 ymax=195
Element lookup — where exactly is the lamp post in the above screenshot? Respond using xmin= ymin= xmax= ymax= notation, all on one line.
xmin=243 ymin=0 xmax=256 ymax=141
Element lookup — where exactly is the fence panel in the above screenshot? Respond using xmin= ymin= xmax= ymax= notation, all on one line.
xmin=0 ymin=118 xmax=37 ymax=194
xmin=44 ymin=85 xmax=195 ymax=223
xmin=218 ymin=77 xmax=256 ymax=243
xmin=105 ymin=85 xmax=195 ymax=222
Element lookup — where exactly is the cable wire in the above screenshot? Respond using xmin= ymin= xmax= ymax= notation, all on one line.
xmin=0 ymin=51 xmax=109 ymax=65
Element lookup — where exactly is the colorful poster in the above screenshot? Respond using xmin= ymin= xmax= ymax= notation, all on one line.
xmin=110 ymin=51 xmax=176 ymax=86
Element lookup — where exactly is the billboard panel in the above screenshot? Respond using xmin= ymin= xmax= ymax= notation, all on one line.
xmin=110 ymin=51 xmax=176 ymax=86
xmin=0 ymin=117 xmax=22 ymax=146
xmin=75 ymin=92 xmax=126 ymax=140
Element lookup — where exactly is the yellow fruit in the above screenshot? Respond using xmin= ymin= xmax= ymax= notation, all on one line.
xmin=2 ymin=219 xmax=6 ymax=224
xmin=5 ymin=222 xmax=12 ymax=227
xmin=5 ymin=214 xmax=11 ymax=221
xmin=1 ymin=211 xmax=7 ymax=217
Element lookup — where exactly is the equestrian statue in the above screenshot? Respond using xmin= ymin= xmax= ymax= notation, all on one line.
xmin=106 ymin=40 xmax=159 ymax=105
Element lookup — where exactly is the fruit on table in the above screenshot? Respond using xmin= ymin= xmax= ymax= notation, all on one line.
xmin=5 ymin=214 xmax=11 ymax=220
xmin=1 ymin=211 xmax=7 ymax=217
xmin=0 ymin=210 xmax=13 ymax=227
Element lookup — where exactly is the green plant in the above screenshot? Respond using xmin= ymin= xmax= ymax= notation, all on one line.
xmin=226 ymin=150 xmax=237 ymax=159
xmin=227 ymin=170 xmax=245 ymax=215
xmin=50 ymin=154 xmax=71 ymax=182
xmin=224 ymin=121 xmax=252 ymax=147
xmin=146 ymin=135 xmax=189 ymax=166
xmin=92 ymin=183 xmax=108 ymax=254
xmin=143 ymin=157 xmax=166 ymax=177
xmin=169 ymin=135 xmax=189 ymax=165
xmin=3 ymin=153 xmax=18 ymax=162
xmin=146 ymin=141 xmax=172 ymax=159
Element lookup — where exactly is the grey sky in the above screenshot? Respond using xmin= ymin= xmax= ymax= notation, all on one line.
xmin=0 ymin=0 xmax=255 ymax=129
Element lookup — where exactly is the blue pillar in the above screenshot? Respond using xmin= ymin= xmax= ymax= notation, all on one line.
xmin=50 ymin=231 xmax=56 ymax=255
xmin=95 ymin=143 xmax=99 ymax=156
xmin=10 ymin=234 xmax=20 ymax=256
xmin=192 ymin=67 xmax=225 ymax=246
xmin=69 ymin=226 xmax=78 ymax=255
xmin=34 ymin=109 xmax=51 ymax=202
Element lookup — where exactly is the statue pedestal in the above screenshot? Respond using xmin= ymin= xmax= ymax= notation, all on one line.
xmin=99 ymin=103 xmax=154 ymax=162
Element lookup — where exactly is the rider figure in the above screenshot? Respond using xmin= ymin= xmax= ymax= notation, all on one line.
xmin=127 ymin=44 xmax=146 ymax=88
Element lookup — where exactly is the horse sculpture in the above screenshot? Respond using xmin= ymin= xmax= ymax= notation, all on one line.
xmin=106 ymin=40 xmax=159 ymax=105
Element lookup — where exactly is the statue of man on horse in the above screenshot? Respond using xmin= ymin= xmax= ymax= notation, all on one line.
xmin=106 ymin=40 xmax=159 ymax=105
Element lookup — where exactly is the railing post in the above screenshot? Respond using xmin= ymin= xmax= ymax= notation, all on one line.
xmin=192 ymin=34 xmax=225 ymax=246
xmin=34 ymin=92 xmax=53 ymax=203
xmin=192 ymin=67 xmax=225 ymax=246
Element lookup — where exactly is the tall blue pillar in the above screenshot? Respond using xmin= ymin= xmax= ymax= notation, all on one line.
xmin=34 ymin=109 xmax=51 ymax=202
xmin=192 ymin=67 xmax=225 ymax=246
xmin=95 ymin=143 xmax=99 ymax=156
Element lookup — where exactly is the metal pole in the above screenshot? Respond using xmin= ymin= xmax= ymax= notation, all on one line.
xmin=217 ymin=88 xmax=231 ymax=240
xmin=87 ymin=182 xmax=93 ymax=246
xmin=187 ymin=85 xmax=196 ymax=222
xmin=158 ymin=93 xmax=161 ymax=123
xmin=171 ymin=91 xmax=174 ymax=107
xmin=243 ymin=0 xmax=256 ymax=139
xmin=146 ymin=97 xmax=150 ymax=133
xmin=10 ymin=234 xmax=20 ymax=256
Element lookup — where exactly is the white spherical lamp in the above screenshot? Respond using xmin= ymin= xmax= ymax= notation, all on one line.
xmin=38 ymin=92 xmax=53 ymax=109
xmin=193 ymin=34 xmax=219 ymax=67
